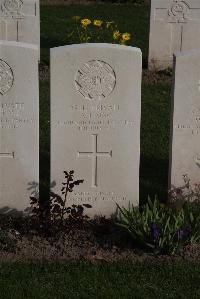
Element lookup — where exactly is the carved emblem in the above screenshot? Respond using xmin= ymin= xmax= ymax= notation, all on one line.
xmin=75 ymin=60 xmax=116 ymax=101
xmin=0 ymin=59 xmax=14 ymax=95
xmin=168 ymin=0 xmax=190 ymax=23
xmin=1 ymin=0 xmax=23 ymax=17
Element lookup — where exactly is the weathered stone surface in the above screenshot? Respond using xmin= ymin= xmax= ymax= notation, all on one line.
xmin=0 ymin=41 xmax=39 ymax=214
xmin=0 ymin=0 xmax=40 ymax=53
xmin=169 ymin=49 xmax=200 ymax=190
xmin=51 ymin=44 xmax=142 ymax=217
xmin=149 ymin=0 xmax=200 ymax=70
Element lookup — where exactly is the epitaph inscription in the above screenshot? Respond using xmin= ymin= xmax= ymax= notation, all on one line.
xmin=75 ymin=60 xmax=116 ymax=101
xmin=0 ymin=59 xmax=13 ymax=95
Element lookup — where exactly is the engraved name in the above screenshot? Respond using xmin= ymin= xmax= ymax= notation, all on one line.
xmin=0 ymin=102 xmax=34 ymax=128
xmin=70 ymin=104 xmax=120 ymax=112
xmin=174 ymin=109 xmax=200 ymax=135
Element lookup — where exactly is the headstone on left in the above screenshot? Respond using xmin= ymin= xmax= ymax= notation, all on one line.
xmin=51 ymin=43 xmax=142 ymax=218
xmin=0 ymin=0 xmax=40 ymax=56
xmin=169 ymin=49 xmax=200 ymax=191
xmin=149 ymin=0 xmax=200 ymax=70
xmin=0 ymin=41 xmax=39 ymax=214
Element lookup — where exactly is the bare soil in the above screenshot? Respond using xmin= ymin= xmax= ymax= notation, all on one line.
xmin=0 ymin=221 xmax=199 ymax=262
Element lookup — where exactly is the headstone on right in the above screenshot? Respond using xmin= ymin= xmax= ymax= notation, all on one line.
xmin=51 ymin=44 xmax=142 ymax=218
xmin=169 ymin=49 xmax=200 ymax=190
xmin=149 ymin=0 xmax=200 ymax=70
xmin=0 ymin=0 xmax=40 ymax=51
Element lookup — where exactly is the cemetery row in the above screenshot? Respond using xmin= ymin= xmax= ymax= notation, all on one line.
xmin=0 ymin=0 xmax=199 ymax=217
xmin=0 ymin=41 xmax=199 ymax=217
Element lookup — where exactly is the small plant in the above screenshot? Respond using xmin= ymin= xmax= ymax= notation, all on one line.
xmin=169 ymin=174 xmax=200 ymax=204
xmin=30 ymin=170 xmax=91 ymax=235
xmin=117 ymin=197 xmax=200 ymax=255
xmin=69 ymin=16 xmax=132 ymax=45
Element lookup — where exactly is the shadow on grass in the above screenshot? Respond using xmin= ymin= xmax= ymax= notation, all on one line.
xmin=41 ymin=36 xmax=66 ymax=50
xmin=140 ymin=154 xmax=169 ymax=205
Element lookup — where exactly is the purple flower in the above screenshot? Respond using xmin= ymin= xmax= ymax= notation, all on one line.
xmin=177 ymin=224 xmax=192 ymax=240
xmin=151 ymin=223 xmax=160 ymax=242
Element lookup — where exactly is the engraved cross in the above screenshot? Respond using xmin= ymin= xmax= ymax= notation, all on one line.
xmin=0 ymin=151 xmax=14 ymax=159
xmin=0 ymin=1 xmax=37 ymax=41
xmin=78 ymin=134 xmax=112 ymax=188
xmin=154 ymin=1 xmax=200 ymax=52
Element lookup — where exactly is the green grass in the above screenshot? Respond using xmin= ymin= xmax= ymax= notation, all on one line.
xmin=0 ymin=261 xmax=199 ymax=298
xmin=40 ymin=4 xmax=172 ymax=203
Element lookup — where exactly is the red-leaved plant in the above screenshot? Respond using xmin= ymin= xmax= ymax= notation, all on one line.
xmin=30 ymin=170 xmax=92 ymax=235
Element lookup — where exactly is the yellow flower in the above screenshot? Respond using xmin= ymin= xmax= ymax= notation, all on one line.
xmin=93 ymin=20 xmax=103 ymax=27
xmin=121 ymin=32 xmax=131 ymax=41
xmin=113 ymin=30 xmax=120 ymax=40
xmin=81 ymin=18 xmax=92 ymax=28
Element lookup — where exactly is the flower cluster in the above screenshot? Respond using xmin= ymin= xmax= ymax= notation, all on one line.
xmin=69 ymin=16 xmax=132 ymax=45
xmin=113 ymin=31 xmax=131 ymax=44
xmin=169 ymin=174 xmax=200 ymax=204
xmin=117 ymin=197 xmax=200 ymax=255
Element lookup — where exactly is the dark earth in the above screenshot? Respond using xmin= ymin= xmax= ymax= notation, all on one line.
xmin=0 ymin=217 xmax=200 ymax=262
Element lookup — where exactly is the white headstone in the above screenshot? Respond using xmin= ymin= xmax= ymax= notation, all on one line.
xmin=149 ymin=0 xmax=200 ymax=70
xmin=0 ymin=41 xmax=39 ymax=214
xmin=0 ymin=0 xmax=40 ymax=53
xmin=169 ymin=49 xmax=200 ymax=190
xmin=51 ymin=44 xmax=142 ymax=217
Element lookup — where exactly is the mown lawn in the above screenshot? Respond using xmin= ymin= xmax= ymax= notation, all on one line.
xmin=0 ymin=261 xmax=199 ymax=298
xmin=40 ymin=4 xmax=172 ymax=203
